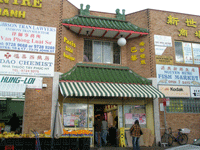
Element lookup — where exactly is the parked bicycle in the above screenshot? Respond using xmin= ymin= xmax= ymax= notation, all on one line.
xmin=161 ymin=127 xmax=189 ymax=146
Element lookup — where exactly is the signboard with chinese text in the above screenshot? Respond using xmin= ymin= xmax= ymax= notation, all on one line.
xmin=154 ymin=35 xmax=172 ymax=47
xmin=155 ymin=55 xmax=173 ymax=65
xmin=159 ymin=85 xmax=190 ymax=97
xmin=192 ymin=43 xmax=200 ymax=64
xmin=0 ymin=75 xmax=43 ymax=89
xmin=191 ymin=87 xmax=200 ymax=98
xmin=0 ymin=51 xmax=54 ymax=77
xmin=0 ymin=22 xmax=56 ymax=53
xmin=183 ymin=43 xmax=193 ymax=64
xmin=156 ymin=64 xmax=200 ymax=86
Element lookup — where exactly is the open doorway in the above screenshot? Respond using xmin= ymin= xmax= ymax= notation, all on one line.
xmin=94 ymin=104 xmax=118 ymax=147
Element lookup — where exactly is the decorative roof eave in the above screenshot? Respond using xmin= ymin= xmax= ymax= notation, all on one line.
xmin=62 ymin=23 xmax=148 ymax=39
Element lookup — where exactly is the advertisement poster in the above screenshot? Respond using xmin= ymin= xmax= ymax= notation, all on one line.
xmin=0 ymin=51 xmax=55 ymax=77
xmin=0 ymin=22 xmax=56 ymax=53
xmin=139 ymin=113 xmax=146 ymax=124
xmin=0 ymin=75 xmax=43 ymax=89
xmin=156 ymin=64 xmax=200 ymax=86
xmin=191 ymin=87 xmax=200 ymax=98
xmin=159 ymin=85 xmax=190 ymax=97
xmin=183 ymin=43 xmax=193 ymax=64
xmin=192 ymin=43 xmax=200 ymax=64
xmin=132 ymin=114 xmax=139 ymax=124
xmin=125 ymin=113 xmax=133 ymax=124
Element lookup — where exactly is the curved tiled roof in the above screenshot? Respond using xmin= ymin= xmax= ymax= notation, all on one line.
xmin=62 ymin=15 xmax=148 ymax=33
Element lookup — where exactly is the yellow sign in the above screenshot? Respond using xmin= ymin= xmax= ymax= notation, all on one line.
xmin=119 ymin=127 xmax=126 ymax=147
xmin=0 ymin=0 xmax=42 ymax=19
xmin=155 ymin=55 xmax=173 ymax=65
xmin=63 ymin=52 xmax=75 ymax=61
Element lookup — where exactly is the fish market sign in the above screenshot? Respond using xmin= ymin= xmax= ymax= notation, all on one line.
xmin=0 ymin=51 xmax=54 ymax=77
xmin=0 ymin=75 xmax=42 ymax=89
xmin=0 ymin=22 xmax=56 ymax=53
xmin=156 ymin=64 xmax=200 ymax=86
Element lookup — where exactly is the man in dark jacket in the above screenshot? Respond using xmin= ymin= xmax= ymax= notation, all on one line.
xmin=8 ymin=113 xmax=20 ymax=133
xmin=94 ymin=115 xmax=102 ymax=147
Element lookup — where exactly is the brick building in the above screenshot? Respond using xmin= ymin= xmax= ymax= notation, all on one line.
xmin=1 ymin=0 xmax=200 ymax=147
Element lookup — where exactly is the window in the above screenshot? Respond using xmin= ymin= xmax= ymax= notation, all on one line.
xmin=123 ymin=105 xmax=146 ymax=128
xmin=166 ymin=98 xmax=200 ymax=113
xmin=175 ymin=41 xmax=200 ymax=64
xmin=63 ymin=103 xmax=88 ymax=127
xmin=84 ymin=39 xmax=120 ymax=64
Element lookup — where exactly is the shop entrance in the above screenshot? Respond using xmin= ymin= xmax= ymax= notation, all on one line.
xmin=94 ymin=104 xmax=118 ymax=147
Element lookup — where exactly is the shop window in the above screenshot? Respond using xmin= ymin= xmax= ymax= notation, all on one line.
xmin=63 ymin=103 xmax=88 ymax=128
xmin=83 ymin=39 xmax=121 ymax=64
xmin=167 ymin=98 xmax=200 ymax=113
xmin=123 ymin=105 xmax=146 ymax=128
xmin=175 ymin=41 xmax=200 ymax=64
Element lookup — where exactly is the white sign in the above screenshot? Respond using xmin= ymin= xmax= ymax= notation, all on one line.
xmin=154 ymin=35 xmax=172 ymax=47
xmin=156 ymin=64 xmax=200 ymax=86
xmin=0 ymin=51 xmax=55 ymax=77
xmin=155 ymin=46 xmax=166 ymax=55
xmin=191 ymin=87 xmax=200 ymax=98
xmin=183 ymin=43 xmax=193 ymax=64
xmin=0 ymin=22 xmax=56 ymax=53
xmin=0 ymin=75 xmax=43 ymax=89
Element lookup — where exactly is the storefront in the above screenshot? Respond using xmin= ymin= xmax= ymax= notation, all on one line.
xmin=58 ymin=63 xmax=165 ymax=147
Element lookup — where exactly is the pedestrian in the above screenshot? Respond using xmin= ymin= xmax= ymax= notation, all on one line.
xmin=130 ymin=120 xmax=142 ymax=150
xmin=101 ymin=117 xmax=108 ymax=146
xmin=7 ymin=113 xmax=20 ymax=133
xmin=94 ymin=115 xmax=102 ymax=147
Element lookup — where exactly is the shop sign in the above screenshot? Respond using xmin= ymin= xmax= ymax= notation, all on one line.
xmin=155 ymin=55 xmax=173 ymax=65
xmin=154 ymin=35 xmax=172 ymax=47
xmin=63 ymin=37 xmax=75 ymax=61
xmin=130 ymin=41 xmax=146 ymax=65
xmin=0 ymin=51 xmax=54 ymax=77
xmin=159 ymin=85 xmax=190 ymax=97
xmin=156 ymin=64 xmax=200 ymax=86
xmin=0 ymin=75 xmax=42 ymax=89
xmin=0 ymin=0 xmax=42 ymax=19
xmin=190 ymin=87 xmax=200 ymax=98
xmin=0 ymin=22 xmax=56 ymax=53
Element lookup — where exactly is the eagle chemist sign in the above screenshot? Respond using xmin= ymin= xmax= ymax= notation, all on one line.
xmin=0 ymin=22 xmax=56 ymax=53
xmin=0 ymin=51 xmax=54 ymax=77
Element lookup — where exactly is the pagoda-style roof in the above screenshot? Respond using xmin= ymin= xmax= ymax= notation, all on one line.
xmin=62 ymin=4 xmax=148 ymax=39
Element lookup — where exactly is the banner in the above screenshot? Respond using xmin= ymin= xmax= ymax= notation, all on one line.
xmin=0 ymin=51 xmax=54 ymax=77
xmin=0 ymin=22 xmax=56 ymax=53
xmin=0 ymin=75 xmax=43 ymax=89
xmin=156 ymin=64 xmax=200 ymax=86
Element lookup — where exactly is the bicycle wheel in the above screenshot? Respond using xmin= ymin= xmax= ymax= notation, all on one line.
xmin=178 ymin=134 xmax=188 ymax=145
xmin=161 ymin=133 xmax=173 ymax=146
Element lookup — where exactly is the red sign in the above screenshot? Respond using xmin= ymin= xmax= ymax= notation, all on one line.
xmin=163 ymin=98 xmax=166 ymax=106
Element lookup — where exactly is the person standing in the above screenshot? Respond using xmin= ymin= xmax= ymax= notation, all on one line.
xmin=8 ymin=113 xmax=20 ymax=133
xmin=130 ymin=120 xmax=142 ymax=150
xmin=94 ymin=115 xmax=102 ymax=147
xmin=101 ymin=117 xmax=108 ymax=146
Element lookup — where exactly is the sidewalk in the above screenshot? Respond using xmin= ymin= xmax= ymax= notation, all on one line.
xmin=91 ymin=146 xmax=166 ymax=150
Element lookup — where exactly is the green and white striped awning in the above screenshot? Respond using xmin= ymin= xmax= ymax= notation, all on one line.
xmin=59 ymin=81 xmax=165 ymax=98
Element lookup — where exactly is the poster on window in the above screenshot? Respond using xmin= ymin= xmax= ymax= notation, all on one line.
xmin=183 ymin=43 xmax=193 ymax=64
xmin=139 ymin=113 xmax=146 ymax=124
xmin=132 ymin=114 xmax=139 ymax=124
xmin=0 ymin=22 xmax=56 ymax=53
xmin=192 ymin=43 xmax=200 ymax=64
xmin=125 ymin=113 xmax=133 ymax=124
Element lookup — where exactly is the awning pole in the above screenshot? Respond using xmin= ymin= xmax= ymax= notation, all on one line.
xmin=51 ymin=99 xmax=59 ymax=150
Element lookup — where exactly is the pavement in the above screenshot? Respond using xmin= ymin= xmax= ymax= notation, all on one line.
xmin=90 ymin=145 xmax=167 ymax=150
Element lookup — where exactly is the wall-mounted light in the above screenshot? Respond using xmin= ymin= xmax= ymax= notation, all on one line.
xmin=117 ymin=35 xmax=126 ymax=46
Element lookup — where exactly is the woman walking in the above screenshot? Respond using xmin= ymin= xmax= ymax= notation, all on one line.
xmin=130 ymin=120 xmax=142 ymax=150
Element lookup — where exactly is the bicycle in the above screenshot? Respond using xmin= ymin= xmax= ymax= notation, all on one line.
xmin=168 ymin=127 xmax=188 ymax=145
xmin=161 ymin=127 xmax=188 ymax=146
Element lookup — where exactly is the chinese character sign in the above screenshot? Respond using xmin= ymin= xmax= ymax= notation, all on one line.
xmin=130 ymin=42 xmax=146 ymax=65
xmin=0 ymin=51 xmax=55 ymax=77
xmin=0 ymin=22 xmax=56 ymax=53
